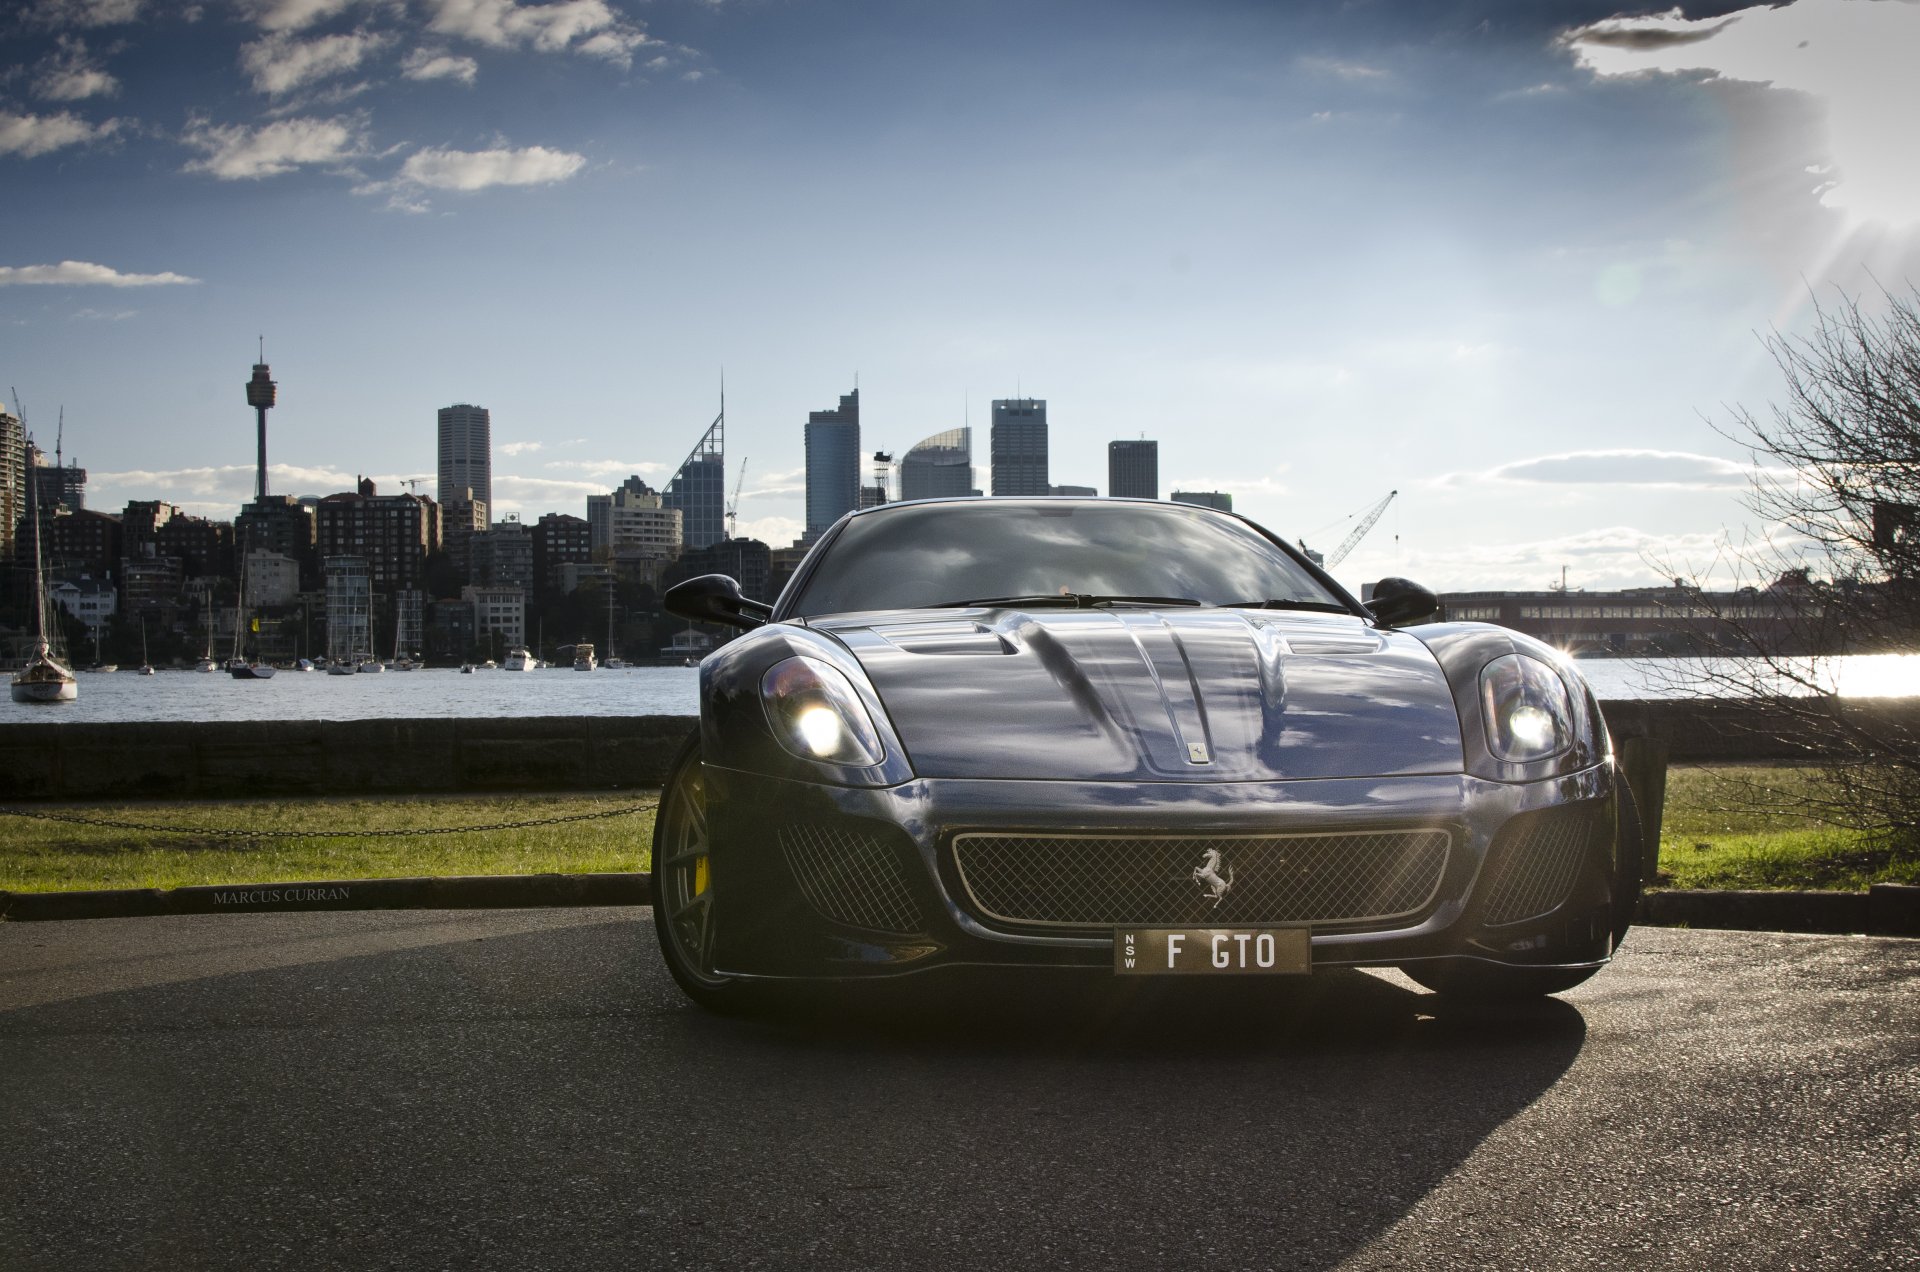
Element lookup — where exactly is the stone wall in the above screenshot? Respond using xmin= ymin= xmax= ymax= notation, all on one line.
xmin=0 ymin=716 xmax=697 ymax=800
xmin=3 ymin=697 xmax=1917 ymax=801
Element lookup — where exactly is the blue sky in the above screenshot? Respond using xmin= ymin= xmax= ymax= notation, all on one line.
xmin=5 ymin=0 xmax=1920 ymax=591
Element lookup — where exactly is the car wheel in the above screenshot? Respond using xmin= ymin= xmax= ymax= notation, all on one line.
xmin=650 ymin=732 xmax=749 ymax=1011
xmin=1399 ymin=960 xmax=1600 ymax=1000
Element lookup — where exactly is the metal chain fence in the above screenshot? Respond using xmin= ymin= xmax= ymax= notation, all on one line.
xmin=0 ymin=802 xmax=657 ymax=840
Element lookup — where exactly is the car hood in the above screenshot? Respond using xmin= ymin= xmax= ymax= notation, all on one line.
xmin=809 ymin=607 xmax=1465 ymax=781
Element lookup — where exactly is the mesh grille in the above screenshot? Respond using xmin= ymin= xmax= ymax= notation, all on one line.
xmin=951 ymin=830 xmax=1451 ymax=929
xmin=779 ymin=823 xmax=926 ymax=934
xmin=1480 ymin=809 xmax=1597 ymax=926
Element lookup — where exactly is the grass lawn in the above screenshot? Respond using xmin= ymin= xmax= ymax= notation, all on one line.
xmin=1657 ymin=765 xmax=1920 ymax=891
xmin=3 ymin=766 xmax=1915 ymax=895
xmin=0 ymin=792 xmax=658 ymax=894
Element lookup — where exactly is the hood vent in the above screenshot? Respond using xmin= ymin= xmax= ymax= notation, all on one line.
xmin=871 ymin=622 xmax=1013 ymax=656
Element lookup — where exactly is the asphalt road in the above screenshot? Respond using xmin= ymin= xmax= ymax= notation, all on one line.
xmin=1 ymin=913 xmax=1914 ymax=1272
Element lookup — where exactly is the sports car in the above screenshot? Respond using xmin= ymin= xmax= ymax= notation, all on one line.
xmin=654 ymin=497 xmax=1640 ymax=1009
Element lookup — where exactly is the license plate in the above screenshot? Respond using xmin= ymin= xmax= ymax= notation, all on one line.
xmin=1113 ymin=927 xmax=1311 ymax=976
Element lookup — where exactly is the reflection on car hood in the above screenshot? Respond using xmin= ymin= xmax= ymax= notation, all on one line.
xmin=812 ymin=607 xmax=1465 ymax=781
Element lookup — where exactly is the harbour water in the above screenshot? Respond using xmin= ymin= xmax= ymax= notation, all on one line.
xmin=9 ymin=654 xmax=1920 ymax=724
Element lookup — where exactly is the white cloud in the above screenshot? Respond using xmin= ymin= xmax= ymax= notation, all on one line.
xmin=489 ymin=474 xmax=612 ymax=512
xmin=182 ymin=115 xmax=364 ymax=179
xmin=25 ymin=0 xmax=142 ymax=27
xmin=1438 ymin=449 xmax=1774 ymax=491
xmin=241 ymin=30 xmax=390 ymax=96
xmin=1365 ymin=525 xmax=1738 ymax=594
xmin=1166 ymin=470 xmax=1293 ymax=500
xmin=240 ymin=0 xmax=372 ymax=33
xmin=34 ymin=37 xmax=119 ymax=101
xmin=0 ymin=260 xmax=199 ymax=287
xmin=88 ymin=463 xmax=358 ymax=508
xmin=397 ymin=143 xmax=585 ymax=190
xmin=72 ymin=307 xmax=138 ymax=319
xmin=424 ymin=0 xmax=653 ymax=66
xmin=0 ymin=109 xmax=120 ymax=157
xmin=735 ymin=514 xmax=802 ymax=548
xmin=540 ymin=458 xmax=666 ymax=477
xmin=499 ymin=440 xmax=543 ymax=456
xmin=1563 ymin=0 xmax=1920 ymax=226
xmin=1298 ymin=55 xmax=1391 ymax=82
xmin=401 ymin=48 xmax=479 ymax=85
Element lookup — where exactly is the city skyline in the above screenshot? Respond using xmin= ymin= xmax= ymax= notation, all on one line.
xmin=6 ymin=0 xmax=1920 ymax=592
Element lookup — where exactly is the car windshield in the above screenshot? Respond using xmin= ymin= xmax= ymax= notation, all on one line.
xmin=785 ymin=500 xmax=1347 ymax=618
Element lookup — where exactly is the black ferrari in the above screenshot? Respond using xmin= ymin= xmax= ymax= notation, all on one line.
xmin=654 ymin=497 xmax=1640 ymax=1009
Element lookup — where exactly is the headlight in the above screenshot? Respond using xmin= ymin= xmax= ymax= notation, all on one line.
xmin=761 ymin=656 xmax=886 ymax=766
xmin=1480 ymin=653 xmax=1574 ymax=763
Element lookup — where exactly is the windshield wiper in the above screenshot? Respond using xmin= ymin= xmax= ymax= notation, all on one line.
xmin=1221 ymin=599 xmax=1355 ymax=613
xmin=928 ymin=593 xmax=1205 ymax=609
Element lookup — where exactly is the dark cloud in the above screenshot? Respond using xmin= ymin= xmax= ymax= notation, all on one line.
xmin=1567 ymin=14 xmax=1739 ymax=49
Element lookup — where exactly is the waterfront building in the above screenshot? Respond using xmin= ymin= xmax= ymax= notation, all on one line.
xmin=804 ymin=388 xmax=860 ymax=538
xmin=990 ymin=399 xmax=1048 ymax=496
xmin=899 ymin=427 xmax=974 ymax=501
xmin=1050 ymin=484 xmax=1097 ymax=497
xmin=325 ymin=557 xmax=372 ymax=662
xmin=437 ymin=404 xmax=492 ymax=514
xmin=44 ymin=507 xmax=121 ymax=578
xmin=768 ymin=544 xmax=810 ymax=599
xmin=236 ymin=495 xmax=316 ymax=582
xmin=426 ymin=596 xmax=476 ymax=661
xmin=859 ymin=451 xmax=893 ymax=510
xmin=463 ymin=583 xmax=526 ymax=651
xmin=120 ymin=550 xmax=185 ymax=615
xmin=0 ymin=409 xmax=20 ymax=562
xmin=469 ymin=517 xmax=535 ymax=592
xmin=313 ymin=479 xmax=440 ymax=595
xmin=157 ymin=513 xmax=231 ymax=581
xmin=49 ymin=575 xmax=115 ymax=645
xmin=588 ymin=478 xmax=682 ymax=565
xmin=1108 ymin=440 xmax=1159 ymax=500
xmin=1171 ymin=490 xmax=1233 ymax=512
xmin=662 ymin=409 xmax=726 ymax=551
xmin=533 ymin=513 xmax=592 ymax=593
xmin=559 ymin=561 xmax=617 ymax=594
xmin=244 ymin=550 xmax=300 ymax=609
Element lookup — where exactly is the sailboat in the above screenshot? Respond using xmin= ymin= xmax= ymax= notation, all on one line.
xmin=602 ymin=589 xmax=627 ymax=669
xmin=226 ymin=544 xmax=276 ymax=679
xmin=11 ymin=442 xmax=78 ymax=704
xmin=137 ymin=618 xmax=154 ymax=675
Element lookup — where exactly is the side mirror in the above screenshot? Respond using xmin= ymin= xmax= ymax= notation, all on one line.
xmin=1365 ymin=577 xmax=1437 ymax=627
xmin=664 ymin=574 xmax=773 ymax=631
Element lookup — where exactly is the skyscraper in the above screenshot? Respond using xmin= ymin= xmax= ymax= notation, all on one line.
xmin=663 ymin=407 xmax=726 ymax=551
xmin=804 ymin=387 xmax=860 ymax=538
xmin=900 ymin=426 xmax=974 ymax=501
xmin=437 ymin=404 xmax=492 ymax=513
xmin=990 ymin=398 xmax=1048 ymax=496
xmin=0 ymin=409 xmax=21 ymax=563
xmin=1108 ymin=439 xmax=1159 ymax=500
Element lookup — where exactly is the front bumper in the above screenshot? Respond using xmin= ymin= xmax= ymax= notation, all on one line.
xmin=703 ymin=764 xmax=1626 ymax=981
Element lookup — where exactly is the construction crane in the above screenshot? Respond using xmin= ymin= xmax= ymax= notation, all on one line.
xmin=399 ymin=478 xmax=428 ymax=493
xmin=726 ymin=457 xmax=749 ymax=539
xmin=1323 ymin=489 xmax=1397 ymax=569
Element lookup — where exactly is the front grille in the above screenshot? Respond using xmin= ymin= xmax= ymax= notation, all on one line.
xmin=779 ymin=823 xmax=926 ymax=934
xmin=951 ymin=830 xmax=1451 ymax=930
xmin=1479 ymin=807 xmax=1598 ymax=926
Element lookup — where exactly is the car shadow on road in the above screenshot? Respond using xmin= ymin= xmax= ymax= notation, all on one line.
xmin=2 ymin=914 xmax=1591 ymax=1272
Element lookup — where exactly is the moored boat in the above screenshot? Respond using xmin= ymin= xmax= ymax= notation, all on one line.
xmin=503 ymin=646 xmax=536 ymax=671
xmin=11 ymin=444 xmax=77 ymax=705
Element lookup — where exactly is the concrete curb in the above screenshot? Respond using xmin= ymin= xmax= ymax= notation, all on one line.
xmin=0 ymin=872 xmax=649 ymax=922
xmin=1638 ymin=884 xmax=1920 ymax=937
xmin=3 ymin=873 xmax=1916 ymax=936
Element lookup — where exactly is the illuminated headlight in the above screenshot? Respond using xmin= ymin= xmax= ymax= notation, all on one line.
xmin=1480 ymin=653 xmax=1575 ymax=763
xmin=761 ymin=656 xmax=886 ymax=766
